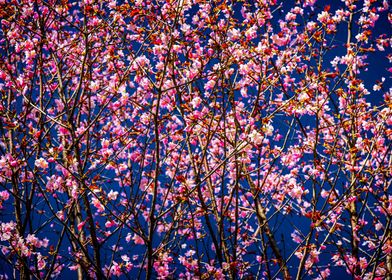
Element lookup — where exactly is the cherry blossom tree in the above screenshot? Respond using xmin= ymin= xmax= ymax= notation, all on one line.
xmin=0 ymin=0 xmax=391 ymax=279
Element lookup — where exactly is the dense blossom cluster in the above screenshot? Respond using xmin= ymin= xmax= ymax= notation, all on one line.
xmin=0 ymin=0 xmax=391 ymax=279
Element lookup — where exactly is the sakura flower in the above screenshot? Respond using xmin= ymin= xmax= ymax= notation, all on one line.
xmin=291 ymin=230 xmax=302 ymax=243
xmin=77 ymin=221 xmax=86 ymax=232
xmin=227 ymin=28 xmax=241 ymax=41
xmin=125 ymin=233 xmax=132 ymax=243
xmin=359 ymin=257 xmax=368 ymax=270
xmin=317 ymin=11 xmax=331 ymax=24
xmin=35 ymin=158 xmax=48 ymax=169
xmin=190 ymin=96 xmax=202 ymax=109
xmin=110 ymin=261 xmax=122 ymax=277
xmin=105 ymin=220 xmax=117 ymax=228
xmin=133 ymin=234 xmax=145 ymax=245
xmin=204 ymin=79 xmax=216 ymax=91
xmin=303 ymin=0 xmax=317 ymax=7
xmin=107 ymin=190 xmax=119 ymax=201
xmin=375 ymin=222 xmax=383 ymax=231
xmin=288 ymin=184 xmax=304 ymax=200
xmin=249 ymin=130 xmax=263 ymax=146
xmin=245 ymin=25 xmax=257 ymax=40
xmin=0 ymin=191 xmax=9 ymax=201
xmin=91 ymin=197 xmax=105 ymax=212
xmin=319 ymin=268 xmax=330 ymax=279
xmin=121 ymin=255 xmax=130 ymax=262
xmin=37 ymin=253 xmax=46 ymax=270
xmin=373 ymin=77 xmax=385 ymax=91
xmin=90 ymin=81 xmax=100 ymax=92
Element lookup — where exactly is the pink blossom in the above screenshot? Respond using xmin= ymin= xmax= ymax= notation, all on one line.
xmin=107 ymin=190 xmax=119 ymax=200
xmin=37 ymin=253 xmax=46 ymax=270
xmin=291 ymin=230 xmax=302 ymax=243
xmin=77 ymin=221 xmax=86 ymax=232
xmin=91 ymin=197 xmax=105 ymax=212
xmin=35 ymin=158 xmax=48 ymax=169
xmin=133 ymin=234 xmax=145 ymax=245
xmin=110 ymin=261 xmax=122 ymax=277
xmin=0 ymin=191 xmax=9 ymax=201
xmin=204 ymin=79 xmax=216 ymax=91
xmin=105 ymin=220 xmax=116 ymax=228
